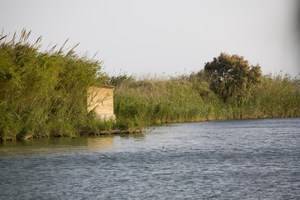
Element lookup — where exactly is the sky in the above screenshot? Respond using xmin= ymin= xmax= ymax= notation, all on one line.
xmin=1 ymin=0 xmax=299 ymax=76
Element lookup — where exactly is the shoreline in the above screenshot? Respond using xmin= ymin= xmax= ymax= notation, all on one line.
xmin=1 ymin=116 xmax=299 ymax=144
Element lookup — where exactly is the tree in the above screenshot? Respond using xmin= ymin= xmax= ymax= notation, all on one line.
xmin=204 ymin=53 xmax=261 ymax=103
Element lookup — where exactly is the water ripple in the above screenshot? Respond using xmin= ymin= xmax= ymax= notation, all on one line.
xmin=0 ymin=118 xmax=299 ymax=200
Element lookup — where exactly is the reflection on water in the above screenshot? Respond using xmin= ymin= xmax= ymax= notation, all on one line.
xmin=87 ymin=137 xmax=113 ymax=151
xmin=0 ymin=135 xmax=132 ymax=156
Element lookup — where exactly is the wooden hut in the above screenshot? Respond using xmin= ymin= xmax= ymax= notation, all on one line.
xmin=87 ymin=86 xmax=116 ymax=121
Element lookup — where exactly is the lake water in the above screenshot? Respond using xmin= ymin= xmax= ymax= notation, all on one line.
xmin=0 ymin=118 xmax=299 ymax=200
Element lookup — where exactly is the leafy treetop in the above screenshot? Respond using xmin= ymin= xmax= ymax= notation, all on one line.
xmin=204 ymin=53 xmax=261 ymax=103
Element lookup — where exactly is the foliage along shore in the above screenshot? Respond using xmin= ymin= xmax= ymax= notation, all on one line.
xmin=113 ymin=72 xmax=300 ymax=128
xmin=1 ymin=31 xmax=300 ymax=142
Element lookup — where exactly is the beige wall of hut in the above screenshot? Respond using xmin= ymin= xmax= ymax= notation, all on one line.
xmin=87 ymin=86 xmax=116 ymax=120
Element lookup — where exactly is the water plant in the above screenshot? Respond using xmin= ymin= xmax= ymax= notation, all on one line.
xmin=0 ymin=30 xmax=106 ymax=141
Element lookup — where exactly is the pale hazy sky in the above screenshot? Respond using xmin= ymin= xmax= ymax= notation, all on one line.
xmin=1 ymin=0 xmax=299 ymax=76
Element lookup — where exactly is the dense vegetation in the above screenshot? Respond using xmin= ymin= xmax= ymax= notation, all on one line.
xmin=113 ymin=54 xmax=300 ymax=128
xmin=0 ymin=30 xmax=107 ymax=141
xmin=1 ymin=31 xmax=299 ymax=141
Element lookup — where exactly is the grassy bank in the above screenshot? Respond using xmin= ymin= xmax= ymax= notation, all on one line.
xmin=0 ymin=31 xmax=109 ymax=141
xmin=1 ymin=31 xmax=299 ymax=142
xmin=113 ymin=74 xmax=300 ymax=128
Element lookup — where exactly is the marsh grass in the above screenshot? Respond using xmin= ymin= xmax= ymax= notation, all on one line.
xmin=114 ymin=74 xmax=300 ymax=128
xmin=1 ymin=30 xmax=299 ymax=141
xmin=0 ymin=30 xmax=107 ymax=141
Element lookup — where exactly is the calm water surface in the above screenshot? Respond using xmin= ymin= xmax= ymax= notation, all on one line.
xmin=0 ymin=118 xmax=299 ymax=200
